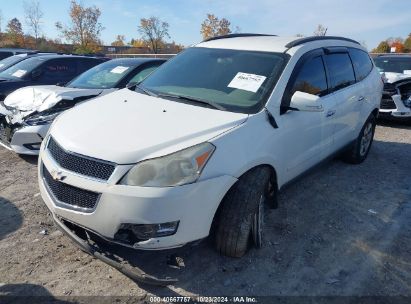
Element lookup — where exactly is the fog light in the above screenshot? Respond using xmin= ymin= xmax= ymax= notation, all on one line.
xmin=114 ymin=221 xmax=179 ymax=245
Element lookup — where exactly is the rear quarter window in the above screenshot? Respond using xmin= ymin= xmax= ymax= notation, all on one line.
xmin=324 ymin=53 xmax=356 ymax=91
xmin=349 ymin=48 xmax=373 ymax=81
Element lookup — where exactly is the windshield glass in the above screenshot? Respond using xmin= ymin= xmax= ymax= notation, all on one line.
xmin=0 ymin=55 xmax=26 ymax=72
xmin=0 ymin=57 xmax=44 ymax=80
xmin=374 ymin=57 xmax=411 ymax=74
xmin=68 ymin=60 xmax=136 ymax=89
xmin=140 ymin=47 xmax=287 ymax=113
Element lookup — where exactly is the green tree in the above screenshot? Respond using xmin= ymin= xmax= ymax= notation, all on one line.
xmin=372 ymin=41 xmax=390 ymax=53
xmin=6 ymin=18 xmax=24 ymax=46
xmin=404 ymin=34 xmax=411 ymax=53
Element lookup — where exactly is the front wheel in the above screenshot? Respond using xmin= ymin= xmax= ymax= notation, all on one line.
xmin=342 ymin=114 xmax=376 ymax=164
xmin=215 ymin=167 xmax=271 ymax=257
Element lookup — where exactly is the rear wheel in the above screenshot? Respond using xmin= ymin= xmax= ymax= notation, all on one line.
xmin=342 ymin=114 xmax=376 ymax=164
xmin=215 ymin=167 xmax=271 ymax=257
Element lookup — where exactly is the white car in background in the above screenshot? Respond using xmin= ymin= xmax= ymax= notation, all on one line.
xmin=38 ymin=34 xmax=382 ymax=284
xmin=374 ymin=54 xmax=411 ymax=120
xmin=0 ymin=58 xmax=165 ymax=154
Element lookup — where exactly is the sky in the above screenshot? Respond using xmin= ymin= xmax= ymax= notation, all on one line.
xmin=0 ymin=0 xmax=410 ymax=50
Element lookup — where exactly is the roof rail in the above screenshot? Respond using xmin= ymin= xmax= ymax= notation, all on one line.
xmin=203 ymin=33 xmax=277 ymax=43
xmin=285 ymin=36 xmax=360 ymax=49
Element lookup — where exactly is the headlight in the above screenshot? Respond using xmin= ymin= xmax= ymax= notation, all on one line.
xmin=25 ymin=112 xmax=61 ymax=126
xmin=119 ymin=142 xmax=215 ymax=187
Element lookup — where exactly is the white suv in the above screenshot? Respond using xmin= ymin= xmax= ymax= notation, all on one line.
xmin=38 ymin=34 xmax=382 ymax=280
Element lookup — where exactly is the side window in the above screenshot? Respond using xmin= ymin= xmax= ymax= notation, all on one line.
xmin=41 ymin=59 xmax=77 ymax=82
xmin=291 ymin=56 xmax=328 ymax=96
xmin=324 ymin=53 xmax=356 ymax=91
xmin=128 ymin=64 xmax=161 ymax=84
xmin=349 ymin=48 xmax=373 ymax=81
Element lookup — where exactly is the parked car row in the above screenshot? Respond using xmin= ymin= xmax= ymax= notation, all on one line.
xmin=0 ymin=52 xmax=166 ymax=154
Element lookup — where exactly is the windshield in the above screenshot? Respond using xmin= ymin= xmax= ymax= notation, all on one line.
xmin=0 ymin=57 xmax=44 ymax=80
xmin=140 ymin=47 xmax=287 ymax=113
xmin=0 ymin=55 xmax=26 ymax=72
xmin=374 ymin=57 xmax=411 ymax=74
xmin=68 ymin=60 xmax=137 ymax=89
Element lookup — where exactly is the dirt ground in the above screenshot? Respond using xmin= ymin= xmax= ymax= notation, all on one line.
xmin=0 ymin=120 xmax=410 ymax=302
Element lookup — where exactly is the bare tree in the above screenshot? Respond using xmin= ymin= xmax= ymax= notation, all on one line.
xmin=24 ymin=0 xmax=44 ymax=47
xmin=6 ymin=18 xmax=24 ymax=46
xmin=138 ymin=17 xmax=170 ymax=54
xmin=111 ymin=34 xmax=126 ymax=46
xmin=313 ymin=24 xmax=327 ymax=36
xmin=56 ymin=0 xmax=104 ymax=54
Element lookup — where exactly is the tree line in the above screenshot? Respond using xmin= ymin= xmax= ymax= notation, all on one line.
xmin=372 ymin=34 xmax=411 ymax=53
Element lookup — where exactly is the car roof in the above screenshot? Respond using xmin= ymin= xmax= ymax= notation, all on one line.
xmin=196 ymin=34 xmax=362 ymax=54
xmin=375 ymin=54 xmax=411 ymax=58
xmin=0 ymin=48 xmax=36 ymax=53
xmin=108 ymin=58 xmax=166 ymax=65
xmin=28 ymin=54 xmax=105 ymax=60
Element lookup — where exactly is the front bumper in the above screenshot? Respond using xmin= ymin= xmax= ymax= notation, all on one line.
xmin=379 ymin=94 xmax=411 ymax=118
xmin=39 ymin=146 xmax=237 ymax=250
xmin=10 ymin=124 xmax=50 ymax=155
xmin=52 ymin=213 xmax=179 ymax=285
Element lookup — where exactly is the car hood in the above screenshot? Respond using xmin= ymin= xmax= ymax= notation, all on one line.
xmin=4 ymin=85 xmax=108 ymax=113
xmin=381 ymin=72 xmax=411 ymax=84
xmin=51 ymin=88 xmax=248 ymax=164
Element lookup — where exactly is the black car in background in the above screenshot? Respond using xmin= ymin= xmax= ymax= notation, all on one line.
xmin=0 ymin=48 xmax=37 ymax=60
xmin=0 ymin=53 xmax=58 ymax=73
xmin=0 ymin=55 xmax=108 ymax=100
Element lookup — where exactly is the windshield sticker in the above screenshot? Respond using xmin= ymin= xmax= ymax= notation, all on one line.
xmin=110 ymin=66 xmax=130 ymax=74
xmin=228 ymin=72 xmax=267 ymax=93
xmin=12 ymin=69 xmax=27 ymax=78
xmin=404 ymin=70 xmax=411 ymax=75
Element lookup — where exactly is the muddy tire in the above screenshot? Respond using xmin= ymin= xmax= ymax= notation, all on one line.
xmin=342 ymin=114 xmax=376 ymax=164
xmin=215 ymin=167 xmax=271 ymax=258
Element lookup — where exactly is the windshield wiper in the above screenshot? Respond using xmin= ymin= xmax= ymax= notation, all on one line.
xmin=134 ymin=84 xmax=157 ymax=97
xmin=156 ymin=93 xmax=226 ymax=111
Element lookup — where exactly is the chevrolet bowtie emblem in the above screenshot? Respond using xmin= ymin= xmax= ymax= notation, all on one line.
xmin=50 ymin=169 xmax=66 ymax=181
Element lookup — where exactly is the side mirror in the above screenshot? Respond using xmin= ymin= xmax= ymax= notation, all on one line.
xmin=31 ymin=69 xmax=43 ymax=80
xmin=289 ymin=91 xmax=323 ymax=112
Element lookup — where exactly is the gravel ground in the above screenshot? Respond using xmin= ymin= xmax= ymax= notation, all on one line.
xmin=0 ymin=120 xmax=410 ymax=302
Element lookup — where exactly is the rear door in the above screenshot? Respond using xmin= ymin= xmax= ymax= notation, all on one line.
xmin=36 ymin=58 xmax=78 ymax=85
xmin=323 ymin=49 xmax=359 ymax=152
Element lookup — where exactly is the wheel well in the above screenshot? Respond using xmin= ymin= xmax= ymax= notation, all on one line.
xmin=209 ymin=164 xmax=278 ymax=237
xmin=372 ymin=108 xmax=379 ymax=118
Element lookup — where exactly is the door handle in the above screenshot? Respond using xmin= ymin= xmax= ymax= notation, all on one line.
xmin=358 ymin=96 xmax=365 ymax=102
xmin=326 ymin=110 xmax=336 ymax=117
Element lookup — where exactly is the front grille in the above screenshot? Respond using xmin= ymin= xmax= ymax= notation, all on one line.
xmin=47 ymin=137 xmax=115 ymax=181
xmin=380 ymin=96 xmax=396 ymax=110
xmin=43 ymin=165 xmax=100 ymax=211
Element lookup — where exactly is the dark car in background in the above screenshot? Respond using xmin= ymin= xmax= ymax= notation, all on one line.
xmin=0 ymin=54 xmax=108 ymax=100
xmin=0 ymin=48 xmax=37 ymax=60
xmin=0 ymin=53 xmax=58 ymax=73
xmin=374 ymin=54 xmax=411 ymax=120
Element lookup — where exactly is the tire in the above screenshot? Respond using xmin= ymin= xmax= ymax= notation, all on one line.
xmin=215 ymin=167 xmax=271 ymax=257
xmin=342 ymin=114 xmax=376 ymax=164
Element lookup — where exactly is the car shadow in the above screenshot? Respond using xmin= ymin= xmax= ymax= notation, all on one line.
xmin=18 ymin=154 xmax=38 ymax=165
xmin=378 ymin=117 xmax=411 ymax=129
xmin=0 ymin=283 xmax=72 ymax=303
xmin=0 ymin=197 xmax=23 ymax=240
